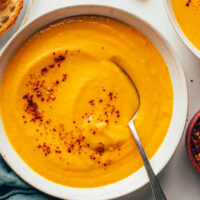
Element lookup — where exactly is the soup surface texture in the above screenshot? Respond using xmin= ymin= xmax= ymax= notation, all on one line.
xmin=171 ymin=0 xmax=200 ymax=50
xmin=0 ymin=16 xmax=173 ymax=187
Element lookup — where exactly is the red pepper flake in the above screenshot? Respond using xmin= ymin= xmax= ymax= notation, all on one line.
xmin=35 ymin=116 xmax=41 ymax=120
xmin=186 ymin=0 xmax=191 ymax=6
xmin=55 ymin=80 xmax=59 ymax=85
xmin=65 ymin=50 xmax=68 ymax=55
xmin=73 ymin=121 xmax=76 ymax=124
xmin=99 ymin=99 xmax=103 ymax=103
xmin=55 ymin=150 xmax=62 ymax=154
xmin=92 ymin=131 xmax=96 ymax=135
xmin=23 ymin=94 xmax=29 ymax=99
xmin=23 ymin=94 xmax=43 ymax=122
xmin=108 ymin=92 xmax=113 ymax=100
xmin=50 ymin=95 xmax=56 ymax=100
xmin=62 ymin=74 xmax=67 ymax=81
xmin=34 ymin=87 xmax=38 ymax=91
xmin=53 ymin=52 xmax=55 ymax=55
xmin=37 ymin=92 xmax=41 ymax=97
xmin=49 ymin=64 xmax=55 ymax=68
xmin=54 ymin=55 xmax=65 ymax=63
xmin=41 ymin=67 xmax=48 ymax=74
xmin=68 ymin=148 xmax=71 ymax=153
xmin=37 ymin=143 xmax=51 ymax=156
xmin=89 ymin=154 xmax=96 ymax=160
xmin=76 ymin=139 xmax=81 ymax=144
xmin=111 ymin=106 xmax=115 ymax=115
xmin=89 ymin=100 xmax=95 ymax=105
xmin=95 ymin=146 xmax=105 ymax=156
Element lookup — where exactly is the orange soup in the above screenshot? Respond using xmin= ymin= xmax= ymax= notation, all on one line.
xmin=171 ymin=0 xmax=200 ymax=50
xmin=0 ymin=16 xmax=173 ymax=187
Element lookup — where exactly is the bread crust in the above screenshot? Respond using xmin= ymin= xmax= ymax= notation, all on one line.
xmin=0 ymin=0 xmax=23 ymax=37
xmin=0 ymin=0 xmax=9 ymax=7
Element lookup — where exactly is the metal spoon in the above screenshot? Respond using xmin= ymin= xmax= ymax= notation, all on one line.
xmin=112 ymin=59 xmax=167 ymax=200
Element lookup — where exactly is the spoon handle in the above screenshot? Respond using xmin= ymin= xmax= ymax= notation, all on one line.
xmin=129 ymin=121 xmax=167 ymax=200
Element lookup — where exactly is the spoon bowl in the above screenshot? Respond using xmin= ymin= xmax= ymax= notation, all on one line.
xmin=110 ymin=58 xmax=140 ymax=117
xmin=113 ymin=59 xmax=167 ymax=200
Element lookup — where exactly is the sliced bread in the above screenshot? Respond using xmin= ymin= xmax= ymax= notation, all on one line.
xmin=0 ymin=0 xmax=23 ymax=36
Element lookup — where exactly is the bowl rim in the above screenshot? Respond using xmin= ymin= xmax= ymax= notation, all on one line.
xmin=164 ymin=0 xmax=200 ymax=59
xmin=186 ymin=111 xmax=200 ymax=173
xmin=0 ymin=4 xmax=188 ymax=200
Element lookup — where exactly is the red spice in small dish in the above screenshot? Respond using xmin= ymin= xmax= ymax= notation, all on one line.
xmin=190 ymin=120 xmax=200 ymax=165
xmin=186 ymin=110 xmax=200 ymax=173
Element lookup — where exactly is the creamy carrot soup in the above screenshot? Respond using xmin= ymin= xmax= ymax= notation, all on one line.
xmin=171 ymin=0 xmax=200 ymax=50
xmin=0 ymin=16 xmax=173 ymax=187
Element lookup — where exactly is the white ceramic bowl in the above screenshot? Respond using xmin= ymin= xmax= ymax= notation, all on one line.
xmin=164 ymin=0 xmax=200 ymax=59
xmin=0 ymin=5 xmax=188 ymax=200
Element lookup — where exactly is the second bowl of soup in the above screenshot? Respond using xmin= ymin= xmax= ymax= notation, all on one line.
xmin=165 ymin=0 xmax=200 ymax=58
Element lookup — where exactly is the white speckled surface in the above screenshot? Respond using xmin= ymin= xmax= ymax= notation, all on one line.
xmin=2 ymin=0 xmax=200 ymax=199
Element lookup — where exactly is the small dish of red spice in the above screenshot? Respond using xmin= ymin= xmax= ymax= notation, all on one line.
xmin=186 ymin=111 xmax=200 ymax=173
